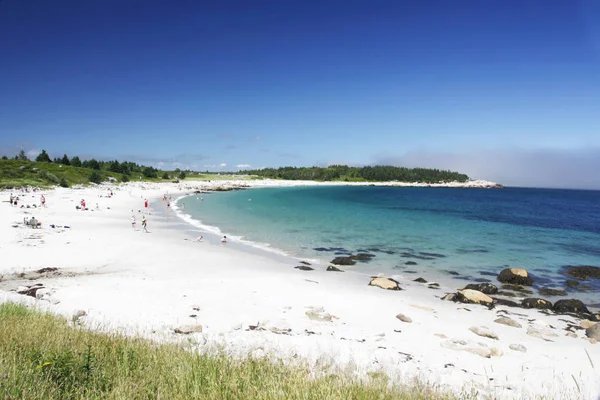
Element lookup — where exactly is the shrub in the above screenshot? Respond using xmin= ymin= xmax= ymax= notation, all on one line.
xmin=59 ymin=178 xmax=69 ymax=188
xmin=121 ymin=174 xmax=130 ymax=183
xmin=89 ymin=171 xmax=102 ymax=184
xmin=162 ymin=172 xmax=170 ymax=179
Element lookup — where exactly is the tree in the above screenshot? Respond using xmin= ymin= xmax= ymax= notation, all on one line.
xmin=61 ymin=154 xmax=70 ymax=165
xmin=16 ymin=150 xmax=28 ymax=161
xmin=1 ymin=155 xmax=8 ymax=160
xmin=36 ymin=150 xmax=52 ymax=163
xmin=83 ymin=159 xmax=100 ymax=170
xmin=70 ymin=156 xmax=82 ymax=167
xmin=162 ymin=172 xmax=170 ymax=179
xmin=178 ymin=171 xmax=186 ymax=180
xmin=89 ymin=171 xmax=102 ymax=184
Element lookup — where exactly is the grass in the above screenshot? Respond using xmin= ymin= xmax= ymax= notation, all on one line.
xmin=0 ymin=302 xmax=452 ymax=400
xmin=0 ymin=160 xmax=125 ymax=189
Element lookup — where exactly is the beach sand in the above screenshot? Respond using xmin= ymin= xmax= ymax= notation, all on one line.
xmin=1 ymin=180 xmax=599 ymax=399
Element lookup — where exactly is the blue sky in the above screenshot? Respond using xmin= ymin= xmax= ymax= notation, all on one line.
xmin=1 ymin=0 xmax=599 ymax=188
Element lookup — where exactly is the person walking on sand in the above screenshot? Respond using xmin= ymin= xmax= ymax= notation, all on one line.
xmin=141 ymin=215 xmax=148 ymax=233
xmin=131 ymin=215 xmax=136 ymax=229
xmin=40 ymin=195 xmax=46 ymax=207
xmin=144 ymin=199 xmax=148 ymax=208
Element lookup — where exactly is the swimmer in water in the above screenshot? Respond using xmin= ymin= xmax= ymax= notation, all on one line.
xmin=220 ymin=236 xmax=227 ymax=243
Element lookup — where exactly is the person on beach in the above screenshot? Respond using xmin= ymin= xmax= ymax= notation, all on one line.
xmin=141 ymin=215 xmax=147 ymax=233
xmin=196 ymin=235 xmax=203 ymax=242
xmin=131 ymin=215 xmax=136 ymax=229
xmin=40 ymin=195 xmax=46 ymax=207
xmin=144 ymin=199 xmax=148 ymax=208
xmin=220 ymin=235 xmax=227 ymax=243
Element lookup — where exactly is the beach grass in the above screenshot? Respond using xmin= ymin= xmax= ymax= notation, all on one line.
xmin=0 ymin=302 xmax=452 ymax=400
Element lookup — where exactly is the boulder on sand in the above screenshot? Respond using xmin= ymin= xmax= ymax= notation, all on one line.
xmin=326 ymin=265 xmax=344 ymax=272
xmin=456 ymin=289 xmax=493 ymax=305
xmin=553 ymin=299 xmax=590 ymax=314
xmin=521 ymin=298 xmax=553 ymax=310
xmin=369 ymin=277 xmax=401 ymax=291
xmin=464 ymin=283 xmax=498 ymax=295
xmin=586 ymin=323 xmax=600 ymax=341
xmin=497 ymin=268 xmax=533 ymax=286
xmin=330 ymin=256 xmax=356 ymax=266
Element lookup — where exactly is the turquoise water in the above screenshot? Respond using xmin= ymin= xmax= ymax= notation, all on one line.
xmin=176 ymin=186 xmax=600 ymax=303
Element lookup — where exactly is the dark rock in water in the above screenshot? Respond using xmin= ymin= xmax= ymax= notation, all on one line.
xmin=404 ymin=270 xmax=418 ymax=274
xmin=553 ymin=299 xmax=590 ymax=314
xmin=382 ymin=250 xmax=396 ymax=255
xmin=578 ymin=285 xmax=595 ymax=292
xmin=414 ymin=277 xmax=428 ymax=283
xmin=565 ymin=280 xmax=580 ymax=287
xmin=405 ymin=261 xmax=418 ymax=266
xmin=428 ymin=283 xmax=440 ymax=289
xmin=496 ymin=291 xmax=518 ymax=298
xmin=521 ymin=298 xmax=553 ymax=310
xmin=444 ymin=270 xmax=460 ymax=276
xmin=314 ymin=247 xmax=329 ymax=252
xmin=299 ymin=261 xmax=311 ymax=266
xmin=350 ymin=253 xmax=375 ymax=262
xmin=400 ymin=252 xmax=436 ymax=260
xmin=418 ymin=252 xmax=446 ymax=258
xmin=501 ymin=284 xmax=533 ymax=294
xmin=464 ymin=283 xmax=498 ymax=295
xmin=538 ymin=287 xmax=567 ymax=296
xmin=295 ymin=266 xmax=314 ymax=271
xmin=330 ymin=256 xmax=356 ymax=266
xmin=497 ymin=268 xmax=533 ymax=286
xmin=326 ymin=265 xmax=344 ymax=272
xmin=457 ymin=248 xmax=490 ymax=254
xmin=479 ymin=271 xmax=498 ymax=277
xmin=473 ymin=278 xmax=491 ymax=283
xmin=562 ymin=265 xmax=600 ymax=281
xmin=493 ymin=298 xmax=519 ymax=308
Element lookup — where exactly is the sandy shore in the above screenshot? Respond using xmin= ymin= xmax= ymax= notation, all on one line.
xmin=1 ymin=180 xmax=599 ymax=399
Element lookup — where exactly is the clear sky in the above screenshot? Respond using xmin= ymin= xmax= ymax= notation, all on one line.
xmin=1 ymin=0 xmax=599 ymax=188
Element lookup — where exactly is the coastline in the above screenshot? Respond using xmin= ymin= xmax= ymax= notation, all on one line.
xmin=1 ymin=180 xmax=599 ymax=399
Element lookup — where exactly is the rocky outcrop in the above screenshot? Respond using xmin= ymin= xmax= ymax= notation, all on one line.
xmin=368 ymin=277 xmax=401 ymax=290
xmin=538 ymin=287 xmax=566 ymax=296
xmin=413 ymin=277 xmax=427 ymax=283
xmin=494 ymin=317 xmax=522 ymax=328
xmin=565 ymin=280 xmax=580 ymax=287
xmin=294 ymin=266 xmax=314 ymax=271
xmin=330 ymin=256 xmax=356 ymax=266
xmin=16 ymin=284 xmax=44 ymax=298
xmin=562 ymin=265 xmax=600 ymax=280
xmin=405 ymin=261 xmax=417 ymax=266
xmin=553 ymin=299 xmax=590 ymax=314
xmin=456 ymin=289 xmax=493 ymax=305
xmin=521 ymin=298 xmax=553 ymax=310
xmin=350 ymin=253 xmax=375 ymax=262
xmin=464 ymin=283 xmax=498 ymax=295
xmin=326 ymin=265 xmax=344 ymax=272
xmin=497 ymin=268 xmax=533 ymax=286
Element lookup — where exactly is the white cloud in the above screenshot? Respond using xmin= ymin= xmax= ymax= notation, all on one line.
xmin=219 ymin=163 xmax=227 ymax=168
xmin=26 ymin=148 xmax=41 ymax=160
xmin=236 ymin=164 xmax=251 ymax=169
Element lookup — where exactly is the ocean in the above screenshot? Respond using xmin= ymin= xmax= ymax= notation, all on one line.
xmin=175 ymin=186 xmax=600 ymax=306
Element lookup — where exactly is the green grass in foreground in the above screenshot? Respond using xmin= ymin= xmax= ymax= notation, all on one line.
xmin=0 ymin=303 xmax=452 ymax=400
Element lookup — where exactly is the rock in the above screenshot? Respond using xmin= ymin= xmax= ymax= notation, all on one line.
xmin=538 ymin=287 xmax=567 ymax=296
xmin=521 ymin=298 xmax=553 ymax=310
xmin=444 ymin=270 xmax=460 ymax=276
xmin=469 ymin=326 xmax=499 ymax=340
xmin=553 ymin=299 xmax=590 ymax=314
xmin=501 ymin=284 xmax=533 ymax=294
xmin=497 ymin=268 xmax=533 ymax=286
xmin=496 ymin=291 xmax=518 ymax=298
xmin=509 ymin=344 xmax=527 ymax=352
xmin=552 ymin=299 xmax=590 ymax=314
xmin=456 ymin=289 xmax=493 ymax=305
xmin=16 ymin=285 xmax=44 ymax=298
xmin=306 ymin=310 xmax=334 ymax=322
xmin=174 ymin=325 xmax=203 ymax=334
xmin=35 ymin=288 xmax=51 ymax=300
xmin=350 ymin=253 xmax=375 ymax=262
xmin=299 ymin=261 xmax=311 ymax=266
xmin=441 ymin=339 xmax=493 ymax=358
xmin=565 ymin=280 xmax=580 ymax=287
xmin=35 ymin=267 xmax=59 ymax=274
xmin=464 ymin=283 xmax=498 ymax=295
xmin=527 ymin=327 xmax=558 ymax=340
xmin=566 ymin=332 xmax=578 ymax=338
xmin=581 ymin=320 xmax=598 ymax=329
xmin=368 ymin=277 xmax=401 ymax=291
xmin=494 ymin=317 xmax=522 ymax=328
xmin=441 ymin=293 xmax=456 ymax=301
xmin=493 ymin=298 xmax=520 ymax=307
xmin=294 ymin=266 xmax=314 ymax=271
xmin=586 ymin=323 xmax=600 ymax=340
xmin=413 ymin=277 xmax=427 ymax=283
xmin=330 ymin=256 xmax=356 ymax=266
xmin=326 ymin=265 xmax=344 ymax=272
xmin=490 ymin=347 xmax=503 ymax=357
xmin=405 ymin=261 xmax=417 ymax=266
xmin=562 ymin=265 xmax=600 ymax=280
xmin=396 ymin=313 xmax=412 ymax=323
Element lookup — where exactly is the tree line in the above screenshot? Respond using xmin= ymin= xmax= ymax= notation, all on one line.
xmin=3 ymin=149 xmax=187 ymax=181
xmin=238 ymin=165 xmax=469 ymax=183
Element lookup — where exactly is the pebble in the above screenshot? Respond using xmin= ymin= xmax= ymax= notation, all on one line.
xmin=396 ymin=313 xmax=412 ymax=323
xmin=509 ymin=344 xmax=527 ymax=352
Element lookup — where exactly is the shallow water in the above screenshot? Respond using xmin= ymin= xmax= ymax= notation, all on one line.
xmin=176 ymin=186 xmax=600 ymax=305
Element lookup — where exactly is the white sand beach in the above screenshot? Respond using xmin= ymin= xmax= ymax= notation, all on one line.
xmin=1 ymin=180 xmax=599 ymax=399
